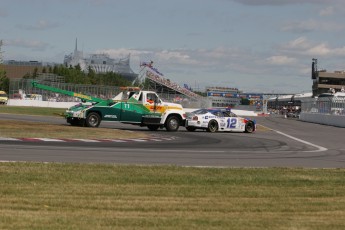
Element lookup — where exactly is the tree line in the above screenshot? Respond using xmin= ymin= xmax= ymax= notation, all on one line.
xmin=0 ymin=64 xmax=133 ymax=93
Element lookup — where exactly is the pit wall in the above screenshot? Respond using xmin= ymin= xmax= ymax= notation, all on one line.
xmin=7 ymin=99 xmax=78 ymax=109
xmin=299 ymin=112 xmax=345 ymax=128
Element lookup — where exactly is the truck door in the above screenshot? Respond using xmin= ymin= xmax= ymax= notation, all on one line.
xmin=120 ymin=92 xmax=146 ymax=123
xmin=144 ymin=93 xmax=161 ymax=112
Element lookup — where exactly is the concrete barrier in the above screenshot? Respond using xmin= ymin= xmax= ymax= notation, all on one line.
xmin=7 ymin=99 xmax=79 ymax=109
xmin=300 ymin=112 xmax=345 ymax=128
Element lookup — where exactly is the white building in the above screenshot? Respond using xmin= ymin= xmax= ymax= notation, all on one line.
xmin=206 ymin=87 xmax=241 ymax=107
xmin=64 ymin=39 xmax=138 ymax=82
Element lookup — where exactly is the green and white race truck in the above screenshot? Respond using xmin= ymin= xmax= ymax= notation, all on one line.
xmin=32 ymin=81 xmax=186 ymax=131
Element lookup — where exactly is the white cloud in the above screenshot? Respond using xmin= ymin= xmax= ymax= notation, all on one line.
xmin=266 ymin=55 xmax=297 ymax=65
xmin=277 ymin=37 xmax=345 ymax=58
xmin=319 ymin=6 xmax=334 ymax=16
xmin=4 ymin=39 xmax=49 ymax=51
xmin=231 ymin=0 xmax=326 ymax=6
xmin=307 ymin=43 xmax=331 ymax=56
xmin=281 ymin=19 xmax=344 ymax=33
xmin=280 ymin=37 xmax=312 ymax=51
xmin=155 ymin=50 xmax=197 ymax=65
xmin=16 ymin=20 xmax=59 ymax=31
xmin=96 ymin=48 xmax=151 ymax=58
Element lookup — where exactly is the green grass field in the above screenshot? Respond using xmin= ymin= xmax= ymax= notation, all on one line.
xmin=1 ymin=163 xmax=345 ymax=230
xmin=1 ymin=106 xmax=345 ymax=229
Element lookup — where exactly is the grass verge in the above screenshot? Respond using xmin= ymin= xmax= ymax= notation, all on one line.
xmin=0 ymin=105 xmax=65 ymax=117
xmin=0 ymin=119 xmax=147 ymax=139
xmin=1 ymin=163 xmax=345 ymax=230
xmin=0 ymin=106 xmax=147 ymax=139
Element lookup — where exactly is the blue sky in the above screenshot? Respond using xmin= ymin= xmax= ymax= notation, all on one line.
xmin=1 ymin=0 xmax=345 ymax=93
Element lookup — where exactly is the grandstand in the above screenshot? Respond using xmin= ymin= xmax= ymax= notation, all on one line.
xmin=137 ymin=62 xmax=203 ymax=100
xmin=135 ymin=62 xmax=210 ymax=108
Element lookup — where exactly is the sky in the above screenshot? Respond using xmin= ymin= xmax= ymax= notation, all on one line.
xmin=1 ymin=0 xmax=345 ymax=94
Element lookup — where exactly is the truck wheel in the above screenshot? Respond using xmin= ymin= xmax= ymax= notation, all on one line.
xmin=147 ymin=125 xmax=160 ymax=131
xmin=86 ymin=112 xmax=101 ymax=128
xmin=207 ymin=120 xmax=218 ymax=132
xmin=165 ymin=116 xmax=180 ymax=131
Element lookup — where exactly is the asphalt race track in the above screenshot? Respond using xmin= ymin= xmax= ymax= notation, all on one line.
xmin=0 ymin=114 xmax=345 ymax=168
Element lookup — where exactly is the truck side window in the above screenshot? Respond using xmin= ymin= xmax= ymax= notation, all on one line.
xmin=128 ymin=92 xmax=136 ymax=99
xmin=147 ymin=93 xmax=156 ymax=104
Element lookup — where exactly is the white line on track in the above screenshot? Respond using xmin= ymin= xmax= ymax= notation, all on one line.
xmin=272 ymin=129 xmax=328 ymax=152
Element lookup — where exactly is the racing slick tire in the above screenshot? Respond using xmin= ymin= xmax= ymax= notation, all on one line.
xmin=207 ymin=119 xmax=218 ymax=133
xmin=244 ymin=121 xmax=255 ymax=133
xmin=147 ymin=125 xmax=160 ymax=131
xmin=186 ymin=126 xmax=196 ymax=132
xmin=86 ymin=112 xmax=101 ymax=128
xmin=165 ymin=115 xmax=180 ymax=132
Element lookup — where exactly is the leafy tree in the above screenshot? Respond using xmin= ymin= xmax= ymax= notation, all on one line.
xmin=20 ymin=64 xmax=132 ymax=87
xmin=193 ymin=91 xmax=207 ymax=97
xmin=0 ymin=69 xmax=9 ymax=92
xmin=241 ymin=98 xmax=250 ymax=105
xmin=32 ymin=67 xmax=39 ymax=78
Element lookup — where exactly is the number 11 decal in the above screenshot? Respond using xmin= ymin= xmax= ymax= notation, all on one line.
xmin=227 ymin=118 xmax=237 ymax=128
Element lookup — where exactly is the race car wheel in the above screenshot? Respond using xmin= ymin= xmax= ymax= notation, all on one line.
xmin=165 ymin=115 xmax=180 ymax=131
xmin=86 ymin=112 xmax=101 ymax=128
xmin=245 ymin=121 xmax=255 ymax=133
xmin=147 ymin=125 xmax=160 ymax=131
xmin=207 ymin=120 xmax=218 ymax=133
xmin=186 ymin=126 xmax=196 ymax=132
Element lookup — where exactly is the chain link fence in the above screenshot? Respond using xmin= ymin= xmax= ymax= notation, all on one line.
xmin=302 ymin=97 xmax=345 ymax=116
xmin=8 ymin=77 xmax=211 ymax=108
xmin=9 ymin=78 xmax=122 ymax=102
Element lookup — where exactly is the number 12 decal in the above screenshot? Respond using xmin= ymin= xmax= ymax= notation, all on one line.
xmin=227 ymin=118 xmax=237 ymax=128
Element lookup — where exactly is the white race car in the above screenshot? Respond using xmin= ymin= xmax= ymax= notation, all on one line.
xmin=185 ymin=108 xmax=256 ymax=133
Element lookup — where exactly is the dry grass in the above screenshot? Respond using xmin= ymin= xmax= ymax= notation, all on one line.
xmin=0 ymin=105 xmax=65 ymax=116
xmin=0 ymin=119 xmax=147 ymax=139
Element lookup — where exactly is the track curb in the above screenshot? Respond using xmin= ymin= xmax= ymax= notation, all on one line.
xmin=0 ymin=135 xmax=177 ymax=143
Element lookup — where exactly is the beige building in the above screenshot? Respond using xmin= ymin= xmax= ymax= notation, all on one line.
xmin=3 ymin=61 xmax=44 ymax=79
xmin=313 ymin=71 xmax=345 ymax=96
xmin=312 ymin=59 xmax=345 ymax=96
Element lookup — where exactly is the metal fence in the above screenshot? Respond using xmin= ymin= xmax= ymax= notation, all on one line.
xmin=302 ymin=97 xmax=345 ymax=116
xmin=8 ymin=78 xmax=211 ymax=108
xmin=9 ymin=78 xmax=122 ymax=102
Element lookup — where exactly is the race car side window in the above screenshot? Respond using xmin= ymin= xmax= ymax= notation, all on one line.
xmin=216 ymin=112 xmax=223 ymax=117
xmin=230 ymin=112 xmax=237 ymax=117
xmin=210 ymin=111 xmax=221 ymax=117
xmin=222 ymin=112 xmax=230 ymax=117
